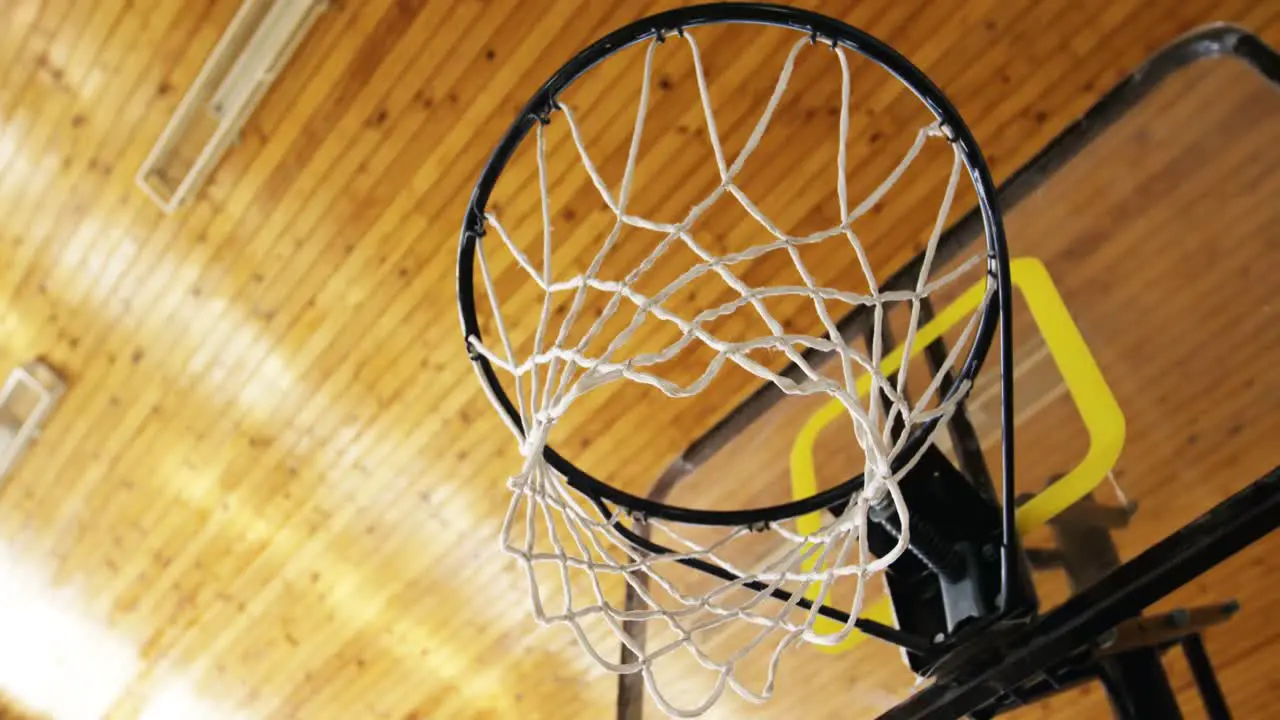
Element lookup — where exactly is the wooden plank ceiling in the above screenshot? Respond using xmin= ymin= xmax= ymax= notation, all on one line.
xmin=1 ymin=1 xmax=1278 ymax=719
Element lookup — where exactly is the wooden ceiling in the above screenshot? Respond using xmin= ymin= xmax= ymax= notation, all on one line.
xmin=1 ymin=1 xmax=1278 ymax=719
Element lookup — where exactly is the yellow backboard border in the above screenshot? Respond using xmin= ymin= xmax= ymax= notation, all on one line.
xmin=789 ymin=257 xmax=1125 ymax=652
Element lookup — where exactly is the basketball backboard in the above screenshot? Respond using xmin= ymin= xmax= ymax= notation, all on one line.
xmin=628 ymin=27 xmax=1280 ymax=719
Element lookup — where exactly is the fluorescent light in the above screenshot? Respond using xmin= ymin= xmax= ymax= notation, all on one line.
xmin=136 ymin=0 xmax=328 ymax=213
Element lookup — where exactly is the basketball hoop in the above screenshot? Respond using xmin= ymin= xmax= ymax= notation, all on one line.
xmin=457 ymin=4 xmax=1014 ymax=716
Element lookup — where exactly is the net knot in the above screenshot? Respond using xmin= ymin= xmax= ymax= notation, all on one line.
xmin=532 ymin=98 xmax=560 ymax=125
xmin=808 ymin=30 xmax=837 ymax=50
xmin=520 ymin=422 xmax=552 ymax=458
xmin=927 ymin=120 xmax=957 ymax=142
xmin=653 ymin=26 xmax=684 ymax=45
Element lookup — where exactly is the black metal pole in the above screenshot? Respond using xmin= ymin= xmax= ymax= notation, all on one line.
xmin=1182 ymin=634 xmax=1232 ymax=720
xmin=918 ymin=296 xmax=995 ymax=503
xmin=1048 ymin=490 xmax=1181 ymax=718
xmin=1097 ymin=651 xmax=1182 ymax=719
xmin=617 ymin=580 xmax=647 ymax=720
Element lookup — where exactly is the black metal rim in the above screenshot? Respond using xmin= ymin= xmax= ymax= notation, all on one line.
xmin=457 ymin=2 xmax=1012 ymax=526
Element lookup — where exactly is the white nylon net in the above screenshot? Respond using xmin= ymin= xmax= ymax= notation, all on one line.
xmin=468 ymin=30 xmax=992 ymax=718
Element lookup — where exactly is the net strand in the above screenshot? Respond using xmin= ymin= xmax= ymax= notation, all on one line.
xmin=474 ymin=30 xmax=984 ymax=718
